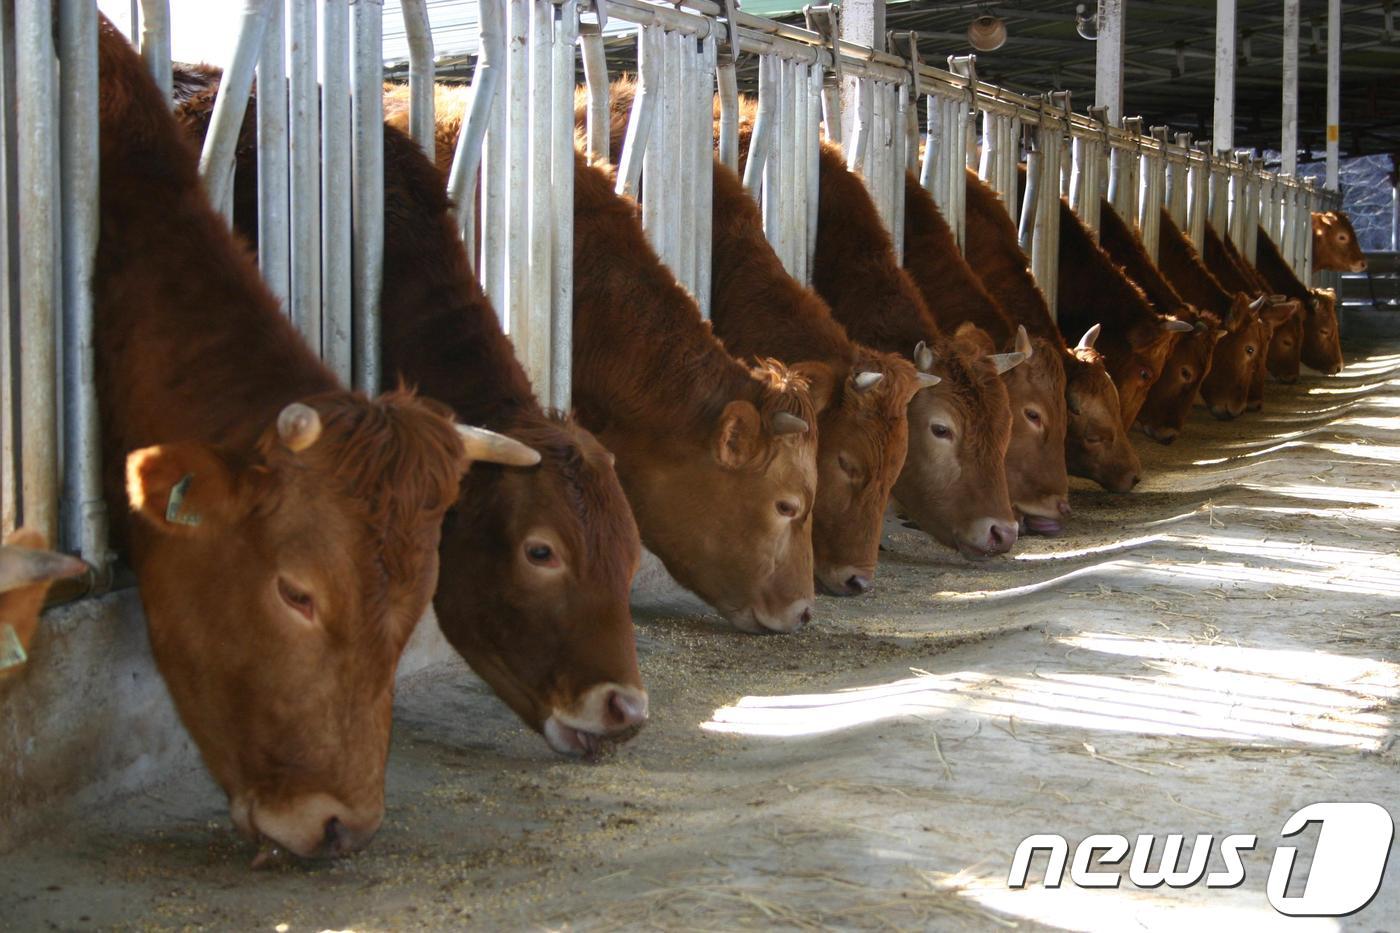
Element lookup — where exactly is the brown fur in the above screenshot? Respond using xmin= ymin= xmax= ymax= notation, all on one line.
xmin=1206 ymin=226 xmax=1304 ymax=387
xmin=96 ymin=20 xmax=467 ymax=859
xmin=1256 ymin=226 xmax=1342 ymax=375
xmin=1312 ymin=210 xmax=1367 ymax=273
xmin=176 ymin=67 xmax=647 ymax=746
xmin=902 ymin=171 xmax=1070 ymax=529
xmin=961 ymin=169 xmax=1141 ymax=493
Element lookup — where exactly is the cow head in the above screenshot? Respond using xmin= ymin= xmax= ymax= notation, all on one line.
xmin=1312 ymin=211 xmax=1366 ymax=273
xmin=1137 ymin=310 xmax=1223 ymax=445
xmin=1200 ymin=295 xmax=1268 ymax=420
xmin=1303 ymin=288 xmax=1343 ymax=375
xmin=812 ymin=349 xmax=920 ymax=596
xmin=1065 ymin=328 xmax=1142 ymax=493
xmin=1104 ymin=317 xmax=1192 ymax=429
xmin=607 ymin=360 xmax=826 ymax=634
xmin=0 ymin=529 xmax=88 ymax=678
xmin=432 ymin=413 xmax=646 ymax=758
xmin=125 ymin=391 xmax=535 ymax=864
xmin=895 ymin=325 xmax=1019 ymax=559
xmin=1000 ymin=327 xmax=1070 ymax=536
xmin=1265 ymin=298 xmax=1305 ymax=384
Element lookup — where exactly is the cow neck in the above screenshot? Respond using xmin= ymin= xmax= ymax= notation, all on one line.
xmin=1055 ymin=197 xmax=1157 ymax=343
xmin=1157 ymin=210 xmax=1233 ymax=316
xmin=902 ymin=171 xmax=1015 ymax=347
xmin=1203 ymin=223 xmax=1259 ymax=295
xmin=571 ymin=154 xmax=758 ymax=435
xmin=961 ymin=169 xmax=1060 ymax=345
xmin=375 ymin=122 xmax=541 ymax=431
xmin=1098 ymin=201 xmax=1187 ymax=317
xmin=1254 ymin=226 xmax=1314 ymax=308
xmin=93 ymin=18 xmax=334 ymax=458
xmin=708 ymin=158 xmax=853 ymax=372
xmin=811 ymin=144 xmax=939 ymax=357
xmin=1221 ymin=231 xmax=1270 ymax=293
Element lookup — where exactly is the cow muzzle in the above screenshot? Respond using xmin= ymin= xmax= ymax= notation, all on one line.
xmin=234 ymin=792 xmax=382 ymax=868
xmin=543 ymin=682 xmax=649 ymax=759
xmin=723 ymin=599 xmax=813 ymax=634
xmin=816 ymin=565 xmax=875 ymax=597
xmin=957 ymin=517 xmax=1018 ymax=558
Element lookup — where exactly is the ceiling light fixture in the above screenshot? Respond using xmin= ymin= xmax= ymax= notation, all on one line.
xmin=968 ymin=14 xmax=1007 ymax=51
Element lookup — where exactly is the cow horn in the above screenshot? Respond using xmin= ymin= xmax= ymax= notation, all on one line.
xmin=456 ymin=425 xmax=542 ymax=467
xmin=915 ymin=372 xmax=942 ymax=390
xmin=913 ymin=340 xmax=936 ymax=373
xmin=986 ymin=351 xmax=1027 ymax=375
xmin=1014 ymin=325 xmax=1033 ymax=359
xmin=0 ymin=546 xmax=87 ymax=594
xmin=1162 ymin=319 xmax=1194 ymax=333
xmin=1248 ymin=294 xmax=1268 ymax=312
xmin=277 ymin=403 xmax=322 ymax=452
xmin=852 ymin=371 xmax=884 ymax=393
xmin=771 ymin=412 xmax=809 ymax=436
xmin=1076 ymin=323 xmax=1101 ymax=351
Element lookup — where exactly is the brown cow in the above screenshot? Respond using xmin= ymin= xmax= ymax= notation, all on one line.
xmin=809 ymin=145 xmax=1021 ymax=557
xmin=1203 ymin=223 xmax=1303 ymax=395
xmin=1313 ymin=210 xmax=1367 ymax=272
xmin=1255 ymin=225 xmax=1344 ymax=375
xmin=962 ymin=170 xmax=1141 ymax=493
xmin=581 ymin=81 xmax=920 ymax=595
xmin=422 ymin=86 xmax=826 ymax=633
xmin=178 ymin=69 xmax=649 ymax=757
xmin=0 ymin=530 xmax=88 ymax=678
xmin=96 ymin=21 xmax=536 ymax=863
xmin=709 ymin=159 xmax=922 ymax=594
xmin=1097 ymin=203 xmax=1221 ymax=444
xmin=1156 ymin=209 xmax=1268 ymax=420
xmin=1054 ymin=197 xmax=1192 ymax=431
xmin=903 ymin=172 xmax=1072 ymax=535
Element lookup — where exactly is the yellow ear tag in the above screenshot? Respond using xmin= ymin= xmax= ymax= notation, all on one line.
xmin=0 ymin=624 xmax=26 ymax=671
xmin=165 ymin=473 xmax=202 ymax=527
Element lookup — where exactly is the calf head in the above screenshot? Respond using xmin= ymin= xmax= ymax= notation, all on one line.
xmin=1312 ymin=211 xmax=1366 ymax=273
xmin=606 ymin=361 xmax=826 ymax=634
xmin=1265 ymin=299 xmax=1305 ymax=384
xmin=812 ymin=348 xmax=921 ymax=596
xmin=1105 ymin=317 xmax=1192 ymax=429
xmin=1137 ymin=311 xmax=1224 ymax=445
xmin=0 ymin=529 xmax=88 ymax=678
xmin=1200 ymin=295 xmax=1267 ymax=420
xmin=1001 ymin=327 xmax=1070 ymax=535
xmin=896 ymin=326 xmax=1020 ymax=559
xmin=1303 ymin=288 xmax=1343 ymax=375
xmin=1065 ymin=327 xmax=1142 ymax=493
xmin=433 ymin=413 xmax=646 ymax=758
xmin=125 ymin=391 xmax=535 ymax=863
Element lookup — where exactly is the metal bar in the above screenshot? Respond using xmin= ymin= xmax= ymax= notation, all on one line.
xmin=139 ymin=0 xmax=172 ymax=105
xmin=918 ymin=93 xmax=937 ymax=199
xmin=1 ymin=0 xmax=16 ymax=533
xmin=847 ymin=76 xmax=871 ymax=173
xmin=1282 ymin=0 xmax=1299 ymax=177
xmin=1325 ymin=0 xmax=1340 ymax=190
xmin=743 ymin=53 xmax=774 ymax=193
xmin=350 ymin=0 xmax=384 ymax=394
xmin=779 ymin=56 xmax=798 ymax=272
xmin=1213 ymin=0 xmax=1236 ymax=152
xmin=763 ymin=55 xmax=783 ymax=263
xmin=616 ymin=25 xmax=657 ymax=198
xmin=450 ymin=0 xmax=505 ymax=260
xmin=402 ymin=0 xmax=435 ymax=158
xmin=321 ymin=0 xmax=353 ymax=381
xmin=677 ymin=32 xmax=699 ymax=292
xmin=505 ymin=0 xmax=529 ymax=338
xmin=1094 ymin=0 xmax=1124 ymax=126
xmin=806 ymin=59 xmax=821 ymax=281
xmin=696 ymin=33 xmax=716 ymax=311
xmin=580 ymin=27 xmax=609 ymax=164
xmin=58 ymin=0 xmax=105 ymax=568
xmin=716 ymin=57 xmax=738 ymax=170
xmin=663 ymin=29 xmax=684 ymax=270
xmin=1019 ymin=140 xmax=1039 ymax=253
xmin=523 ymin=0 xmax=553 ymax=389
xmin=1189 ymin=146 xmax=1209 ymax=246
xmin=199 ymin=1 xmax=274 ymax=217
xmin=257 ymin=0 xmax=290 ymax=308
xmin=15 ymin=0 xmax=57 ymax=542
xmin=891 ymin=79 xmax=907 ymax=261
xmin=287 ymin=0 xmax=320 ymax=351
xmin=551 ymin=0 xmax=578 ymax=408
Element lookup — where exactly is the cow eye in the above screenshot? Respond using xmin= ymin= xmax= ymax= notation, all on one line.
xmin=930 ymin=423 xmax=953 ymax=440
xmin=1180 ymin=367 xmax=1194 ymax=382
xmin=776 ymin=499 xmax=800 ymax=519
xmin=1138 ymin=368 xmax=1151 ymax=382
xmin=1245 ymin=345 xmax=1256 ymax=356
xmin=836 ymin=452 xmax=861 ymax=482
xmin=1067 ymin=398 xmax=1083 ymax=416
xmin=524 ymin=541 xmax=560 ymax=568
xmin=1338 ymin=232 xmax=1350 ymax=243
xmin=1023 ymin=408 xmax=1042 ymax=426
xmin=277 ymin=577 xmax=315 ymax=622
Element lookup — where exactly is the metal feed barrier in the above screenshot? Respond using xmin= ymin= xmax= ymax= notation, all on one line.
xmin=0 ymin=0 xmax=1344 ymax=593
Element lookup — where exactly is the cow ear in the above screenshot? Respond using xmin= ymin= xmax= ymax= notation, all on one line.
xmin=126 ymin=442 xmax=246 ymax=536
xmin=953 ymin=321 xmax=996 ymax=355
xmin=713 ymin=400 xmax=763 ymax=469
xmin=1260 ymin=301 xmax=1298 ymax=327
xmin=790 ymin=361 xmax=836 ymax=414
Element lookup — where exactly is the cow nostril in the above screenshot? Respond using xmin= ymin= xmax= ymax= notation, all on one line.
xmin=1057 ymin=499 xmax=1072 ymax=517
xmin=606 ymin=689 xmax=648 ymax=729
xmin=846 ymin=575 xmax=872 ymax=595
xmin=1130 ymin=474 xmax=1141 ymax=488
xmin=323 ymin=816 xmax=350 ymax=856
xmin=798 ymin=608 xmax=812 ymax=628
xmin=988 ymin=522 xmax=1018 ymax=552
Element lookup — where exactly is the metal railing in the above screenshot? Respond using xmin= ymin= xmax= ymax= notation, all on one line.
xmin=0 ymin=0 xmax=1347 ymax=590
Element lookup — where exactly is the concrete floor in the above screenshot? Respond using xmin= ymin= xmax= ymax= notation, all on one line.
xmin=3 ymin=343 xmax=1399 ymax=931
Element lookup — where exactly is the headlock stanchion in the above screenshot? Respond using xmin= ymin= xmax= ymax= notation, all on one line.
xmin=0 ymin=0 xmax=1349 ymax=589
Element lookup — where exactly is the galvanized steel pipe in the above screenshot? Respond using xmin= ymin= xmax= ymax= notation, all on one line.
xmin=256 ymin=0 xmax=291 ymax=307
xmin=199 ymin=0 xmax=274 ymax=221
xmin=350 ymin=0 xmax=384 ymax=394
xmin=401 ymin=0 xmax=436 ymax=158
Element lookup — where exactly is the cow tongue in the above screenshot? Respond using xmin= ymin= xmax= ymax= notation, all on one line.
xmin=1021 ymin=514 xmax=1065 ymax=536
